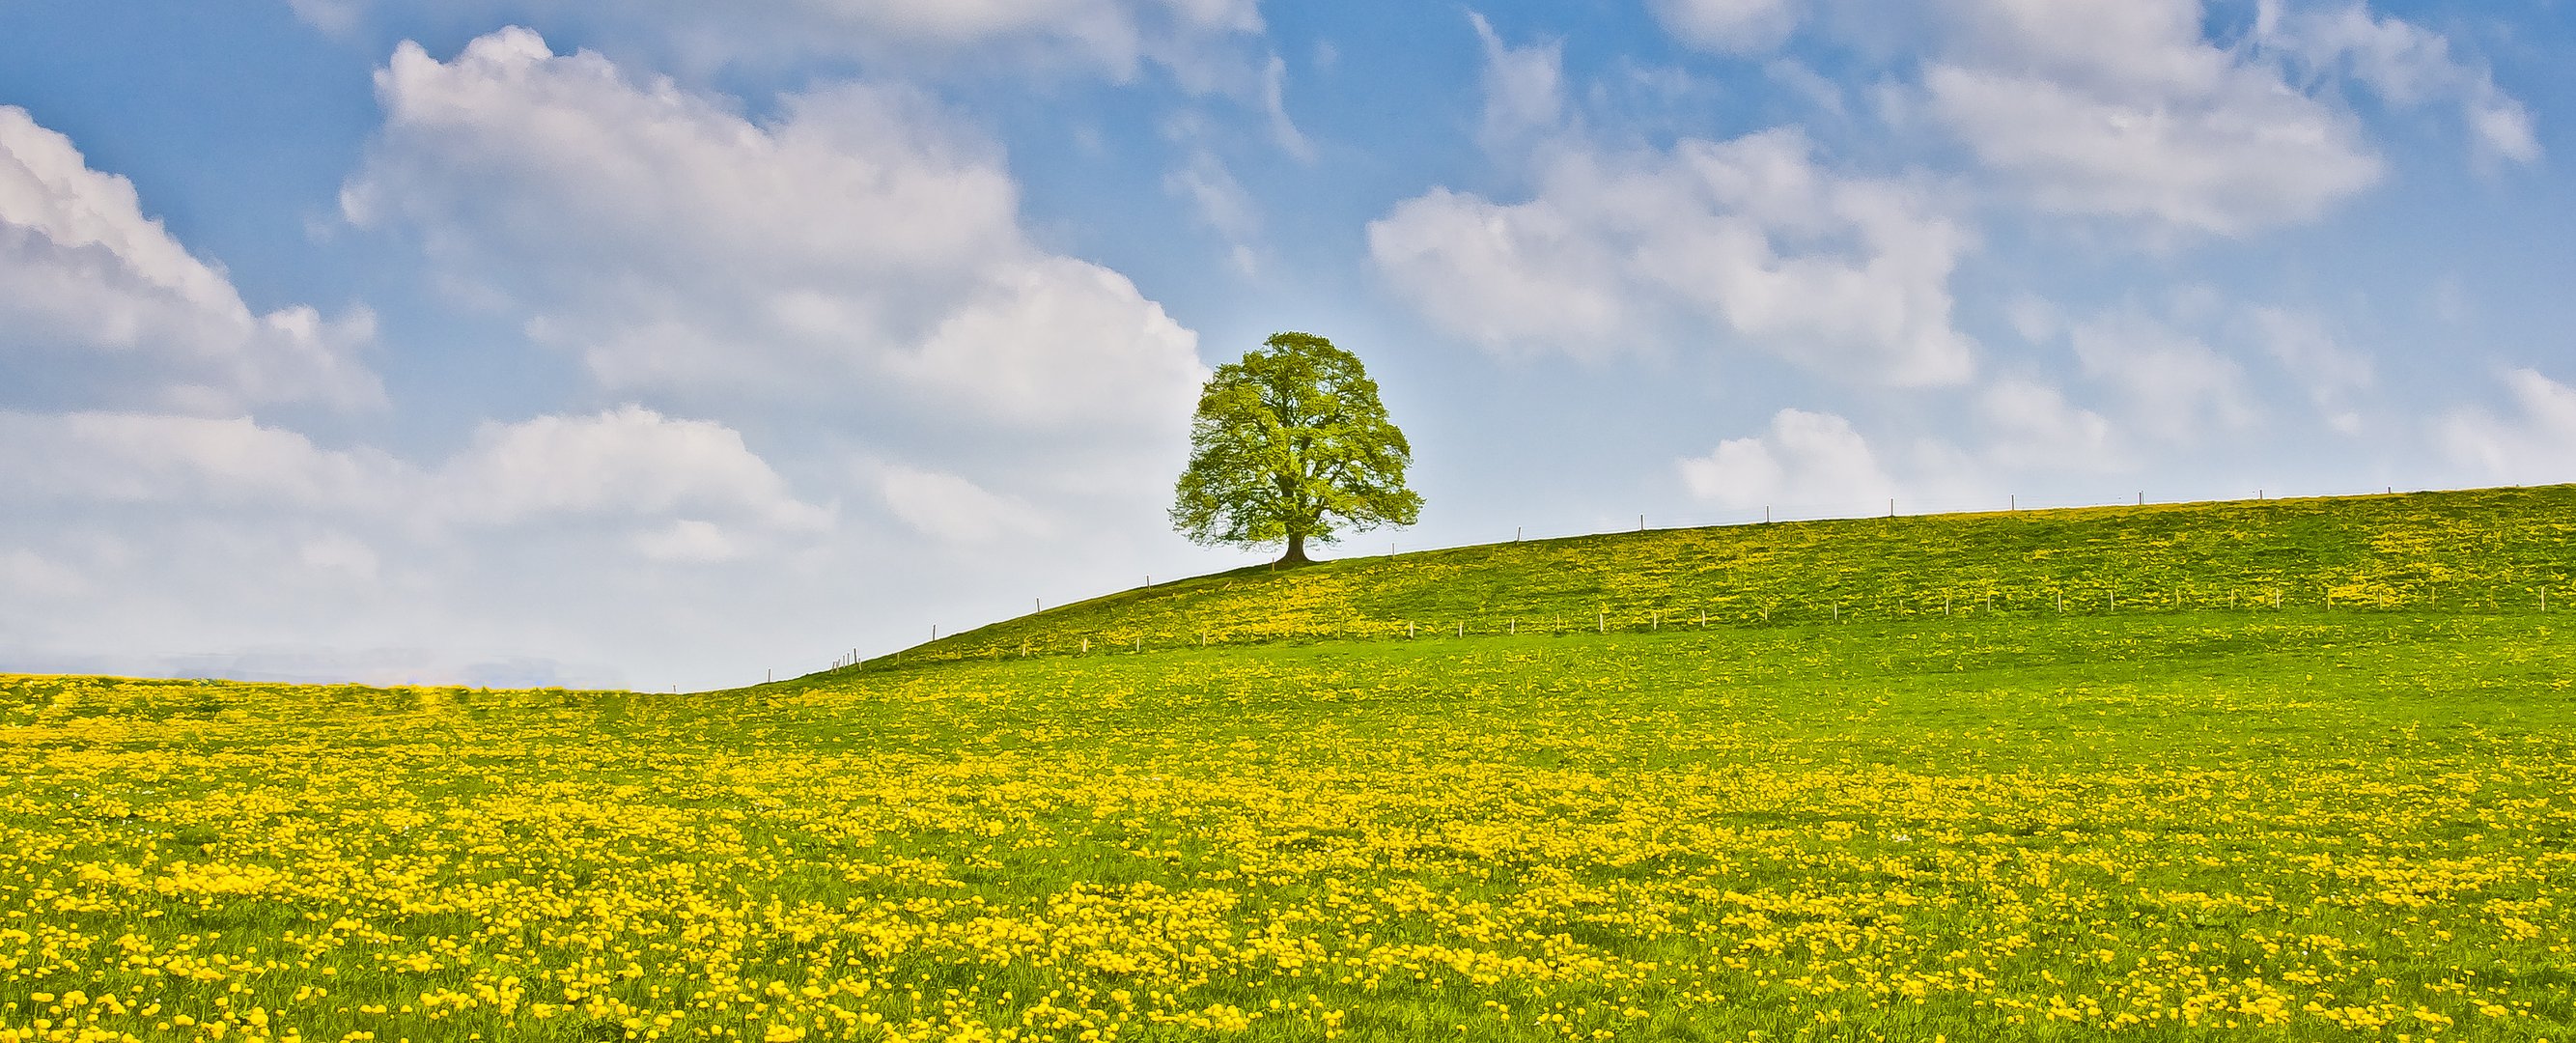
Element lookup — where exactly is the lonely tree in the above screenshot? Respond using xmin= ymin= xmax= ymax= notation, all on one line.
xmin=1171 ymin=332 xmax=1421 ymax=566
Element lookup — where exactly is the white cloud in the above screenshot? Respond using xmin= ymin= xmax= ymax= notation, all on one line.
xmin=1165 ymin=150 xmax=1261 ymax=246
xmin=439 ymin=406 xmax=830 ymax=532
xmin=0 ymin=106 xmax=382 ymax=414
xmin=298 ymin=533 xmax=382 ymax=581
xmin=1369 ymin=189 xmax=1633 ymax=351
xmin=878 ymin=464 xmax=1051 ymax=546
xmin=0 ymin=549 xmax=86 ymax=599
xmin=0 ymin=403 xmax=854 ymax=690
xmin=1649 ymin=0 xmax=1800 ymax=55
xmin=1679 ymin=408 xmax=1900 ymax=509
xmin=897 ymin=257 xmax=1206 ymax=425
xmin=1919 ymin=0 xmax=2383 ymax=236
xmin=1372 ymin=20 xmax=1974 ymax=384
xmin=0 ymin=410 xmax=406 ymax=508
xmin=2440 ymin=369 xmax=2576 ymax=486
xmin=287 ymin=0 xmax=365 ymax=37
xmin=1975 ymin=377 xmax=2125 ymax=472
xmin=0 ymin=405 xmax=827 ymax=540
xmin=1470 ymin=14 xmax=1568 ymax=151
xmin=2065 ymin=308 xmax=2255 ymax=440
xmin=345 ymin=28 xmax=1204 ymax=438
xmin=1372 ymin=129 xmax=1975 ymax=384
xmin=631 ymin=519 xmax=738 ymax=564
xmin=292 ymin=0 xmax=1262 ymax=84
xmin=2244 ymin=305 xmax=2372 ymax=434
xmin=2256 ymin=0 xmax=2540 ymax=164
xmin=1259 ymin=54 xmax=1315 ymax=161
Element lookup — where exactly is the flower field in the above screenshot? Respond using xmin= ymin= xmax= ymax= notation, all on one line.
xmin=5 ymin=608 xmax=2573 ymax=1041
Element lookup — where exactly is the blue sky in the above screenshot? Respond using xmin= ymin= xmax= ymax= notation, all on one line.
xmin=3 ymin=0 xmax=2571 ymax=690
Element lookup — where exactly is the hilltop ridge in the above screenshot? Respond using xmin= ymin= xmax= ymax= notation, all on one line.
xmin=840 ymin=485 xmax=2576 ymax=673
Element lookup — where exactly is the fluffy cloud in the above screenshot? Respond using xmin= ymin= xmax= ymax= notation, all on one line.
xmin=877 ymin=464 xmax=1051 ymax=546
xmin=2244 ymin=306 xmax=2372 ymax=434
xmin=1975 ymin=378 xmax=2125 ymax=472
xmin=1678 ymin=382 xmax=2135 ymax=517
xmin=2255 ymin=0 xmax=2541 ymax=164
xmin=0 ymin=406 xmax=826 ymax=540
xmin=1371 ymin=22 xmax=1974 ymax=385
xmin=1920 ymin=0 xmax=2383 ymax=236
xmin=1162 ymin=147 xmax=1262 ymax=273
xmin=439 ymin=406 xmax=831 ymax=532
xmin=0 ymin=399 xmax=854 ymax=687
xmin=0 ymin=411 xmax=406 ymax=508
xmin=294 ymin=0 xmax=1262 ymax=83
xmin=1470 ymin=14 xmax=1568 ymax=150
xmin=0 ymin=106 xmax=381 ymax=414
xmin=1648 ymin=0 xmax=1800 ymax=55
xmin=2440 ymin=369 xmax=2576 ymax=486
xmin=2065 ymin=308 xmax=2255 ymax=441
xmin=344 ymin=28 xmax=1204 ymax=437
xmin=1679 ymin=409 xmax=1900 ymax=510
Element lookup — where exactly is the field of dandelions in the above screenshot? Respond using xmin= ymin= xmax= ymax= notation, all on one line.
xmin=7 ymin=605 xmax=2573 ymax=1042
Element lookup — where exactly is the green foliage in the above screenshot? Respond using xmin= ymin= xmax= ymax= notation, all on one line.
xmin=1171 ymin=331 xmax=1422 ymax=562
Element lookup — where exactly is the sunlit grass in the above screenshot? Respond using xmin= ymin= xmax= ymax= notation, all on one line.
xmin=901 ymin=486 xmax=2576 ymax=663
xmin=6 ymin=610 xmax=2574 ymax=1041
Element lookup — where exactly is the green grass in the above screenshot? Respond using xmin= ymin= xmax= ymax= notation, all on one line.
xmin=3 ymin=488 xmax=2574 ymax=1042
xmin=871 ymin=485 xmax=2576 ymax=666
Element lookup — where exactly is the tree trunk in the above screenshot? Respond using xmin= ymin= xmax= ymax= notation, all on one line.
xmin=1277 ymin=531 xmax=1312 ymax=566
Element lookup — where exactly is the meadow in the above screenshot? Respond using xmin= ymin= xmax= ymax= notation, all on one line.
xmin=898 ymin=487 xmax=2576 ymax=663
xmin=5 ymin=490 xmax=2575 ymax=1042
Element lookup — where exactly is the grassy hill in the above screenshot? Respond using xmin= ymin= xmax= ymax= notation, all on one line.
xmin=5 ymin=484 xmax=2574 ymax=1042
xmin=865 ymin=485 xmax=2576 ymax=668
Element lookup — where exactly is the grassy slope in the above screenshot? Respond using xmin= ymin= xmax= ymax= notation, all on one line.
xmin=860 ymin=485 xmax=2576 ymax=669
xmin=5 ymin=485 xmax=2576 ymax=1041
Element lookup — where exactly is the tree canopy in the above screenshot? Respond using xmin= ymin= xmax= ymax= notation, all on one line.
xmin=1171 ymin=332 xmax=1421 ymax=565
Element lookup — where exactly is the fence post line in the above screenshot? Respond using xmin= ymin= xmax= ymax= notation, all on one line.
xmin=1598 ymin=611 xmax=1606 ymax=634
xmin=1456 ymin=621 xmax=1464 ymax=637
